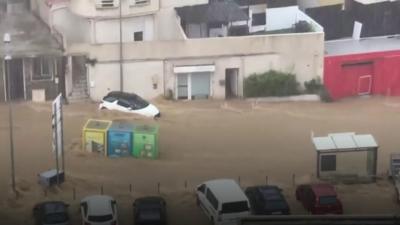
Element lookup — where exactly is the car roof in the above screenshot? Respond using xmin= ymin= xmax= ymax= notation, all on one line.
xmin=81 ymin=195 xmax=114 ymax=216
xmin=107 ymin=91 xmax=138 ymax=99
xmin=310 ymin=184 xmax=337 ymax=197
xmin=256 ymin=186 xmax=282 ymax=198
xmin=203 ymin=179 xmax=248 ymax=203
xmin=39 ymin=201 xmax=67 ymax=214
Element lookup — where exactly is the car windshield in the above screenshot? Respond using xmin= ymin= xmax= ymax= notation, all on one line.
xmin=44 ymin=213 xmax=68 ymax=224
xmin=261 ymin=189 xmax=283 ymax=201
xmin=88 ymin=214 xmax=113 ymax=222
xmin=128 ymin=95 xmax=149 ymax=109
xmin=319 ymin=196 xmax=337 ymax=205
xmin=221 ymin=201 xmax=249 ymax=214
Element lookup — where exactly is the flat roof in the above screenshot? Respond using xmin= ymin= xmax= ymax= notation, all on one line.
xmin=312 ymin=132 xmax=378 ymax=151
xmin=325 ymin=35 xmax=400 ymax=56
xmin=0 ymin=11 xmax=63 ymax=58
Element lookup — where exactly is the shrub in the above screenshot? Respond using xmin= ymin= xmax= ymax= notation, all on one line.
xmin=294 ymin=20 xmax=314 ymax=33
xmin=244 ymin=70 xmax=300 ymax=97
xmin=304 ymin=77 xmax=323 ymax=94
xmin=319 ymin=86 xmax=333 ymax=103
xmin=164 ymin=89 xmax=174 ymax=100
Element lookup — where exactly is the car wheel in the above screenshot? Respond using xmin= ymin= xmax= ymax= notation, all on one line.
xmin=210 ymin=216 xmax=215 ymax=225
xmin=196 ymin=196 xmax=200 ymax=206
xmin=100 ymin=106 xmax=106 ymax=110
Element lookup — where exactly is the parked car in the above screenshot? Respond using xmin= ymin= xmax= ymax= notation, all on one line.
xmin=296 ymin=184 xmax=343 ymax=215
xmin=196 ymin=179 xmax=250 ymax=225
xmin=244 ymin=185 xmax=290 ymax=215
xmin=99 ymin=91 xmax=160 ymax=118
xmin=133 ymin=196 xmax=167 ymax=225
xmin=80 ymin=195 xmax=118 ymax=225
xmin=33 ymin=201 xmax=70 ymax=225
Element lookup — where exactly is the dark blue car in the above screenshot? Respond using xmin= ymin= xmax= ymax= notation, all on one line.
xmin=245 ymin=185 xmax=290 ymax=215
xmin=133 ymin=196 xmax=167 ymax=225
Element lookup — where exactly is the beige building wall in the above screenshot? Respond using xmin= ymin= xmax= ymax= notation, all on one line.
xmin=123 ymin=60 xmax=164 ymax=99
xmin=69 ymin=0 xmax=159 ymax=18
xmin=70 ymin=31 xmax=324 ymax=100
xmin=298 ymin=0 xmax=344 ymax=10
xmin=88 ymin=63 xmax=121 ymax=100
xmin=155 ymin=8 xmax=186 ymax=40
xmin=320 ymin=151 xmax=369 ymax=177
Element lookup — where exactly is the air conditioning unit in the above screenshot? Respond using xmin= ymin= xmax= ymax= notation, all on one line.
xmin=95 ymin=0 xmax=119 ymax=8
xmin=130 ymin=0 xmax=150 ymax=6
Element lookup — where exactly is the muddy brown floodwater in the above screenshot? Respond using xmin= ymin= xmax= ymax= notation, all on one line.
xmin=1 ymin=96 xmax=400 ymax=225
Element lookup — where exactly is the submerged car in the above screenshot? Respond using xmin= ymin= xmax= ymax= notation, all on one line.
xmin=80 ymin=195 xmax=118 ymax=225
xmin=133 ymin=196 xmax=167 ymax=225
xmin=296 ymin=184 xmax=343 ymax=215
xmin=99 ymin=91 xmax=160 ymax=118
xmin=33 ymin=201 xmax=69 ymax=225
xmin=245 ymin=185 xmax=290 ymax=215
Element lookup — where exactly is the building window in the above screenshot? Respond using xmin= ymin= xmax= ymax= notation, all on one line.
xmin=252 ymin=13 xmax=266 ymax=26
xmin=32 ymin=57 xmax=55 ymax=81
xmin=95 ymin=0 xmax=119 ymax=8
xmin=129 ymin=0 xmax=150 ymax=6
xmin=320 ymin=155 xmax=337 ymax=172
xmin=134 ymin=32 xmax=143 ymax=42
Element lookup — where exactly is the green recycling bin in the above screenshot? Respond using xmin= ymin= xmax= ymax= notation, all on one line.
xmin=132 ymin=125 xmax=159 ymax=159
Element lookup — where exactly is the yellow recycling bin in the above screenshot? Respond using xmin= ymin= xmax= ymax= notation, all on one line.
xmin=82 ymin=119 xmax=112 ymax=156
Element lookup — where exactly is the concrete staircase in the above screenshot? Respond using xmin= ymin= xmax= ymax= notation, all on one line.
xmin=68 ymin=78 xmax=89 ymax=102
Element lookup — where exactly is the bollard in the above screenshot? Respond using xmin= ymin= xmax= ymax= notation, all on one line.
xmin=129 ymin=184 xmax=132 ymax=193
xmin=73 ymin=188 xmax=76 ymax=200
xmin=157 ymin=182 xmax=160 ymax=194
xmin=266 ymin=176 xmax=268 ymax=185
xmin=292 ymin=174 xmax=296 ymax=186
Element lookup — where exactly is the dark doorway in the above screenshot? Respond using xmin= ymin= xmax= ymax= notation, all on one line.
xmin=71 ymin=55 xmax=88 ymax=98
xmin=5 ymin=59 xmax=24 ymax=101
xmin=225 ymin=68 xmax=239 ymax=99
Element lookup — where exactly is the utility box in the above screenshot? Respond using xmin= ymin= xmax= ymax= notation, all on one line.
xmin=38 ymin=169 xmax=65 ymax=188
xmin=107 ymin=121 xmax=134 ymax=157
xmin=82 ymin=119 xmax=112 ymax=155
xmin=133 ymin=125 xmax=159 ymax=159
xmin=312 ymin=132 xmax=378 ymax=183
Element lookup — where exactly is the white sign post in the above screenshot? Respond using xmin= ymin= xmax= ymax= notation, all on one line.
xmin=52 ymin=93 xmax=64 ymax=184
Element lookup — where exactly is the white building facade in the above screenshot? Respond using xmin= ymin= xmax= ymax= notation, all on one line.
xmin=32 ymin=0 xmax=325 ymax=102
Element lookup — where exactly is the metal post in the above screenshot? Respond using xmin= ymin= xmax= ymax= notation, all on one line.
xmin=6 ymin=60 xmax=16 ymax=194
xmin=4 ymin=33 xmax=16 ymax=195
xmin=54 ymin=103 xmax=60 ymax=185
xmin=60 ymin=101 xmax=64 ymax=173
xmin=119 ymin=0 xmax=123 ymax=91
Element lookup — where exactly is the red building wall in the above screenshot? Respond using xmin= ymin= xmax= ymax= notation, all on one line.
xmin=324 ymin=50 xmax=400 ymax=100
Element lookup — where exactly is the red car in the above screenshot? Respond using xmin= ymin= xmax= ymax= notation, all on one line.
xmin=296 ymin=184 xmax=343 ymax=215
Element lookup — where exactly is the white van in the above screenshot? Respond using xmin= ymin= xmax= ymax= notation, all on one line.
xmin=196 ymin=179 xmax=250 ymax=225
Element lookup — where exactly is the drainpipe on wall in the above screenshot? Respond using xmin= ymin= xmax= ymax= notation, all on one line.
xmin=119 ymin=0 xmax=124 ymax=91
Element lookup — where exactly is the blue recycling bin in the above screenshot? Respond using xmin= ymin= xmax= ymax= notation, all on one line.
xmin=107 ymin=121 xmax=134 ymax=157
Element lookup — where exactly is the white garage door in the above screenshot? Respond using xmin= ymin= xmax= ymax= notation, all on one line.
xmin=191 ymin=72 xmax=211 ymax=99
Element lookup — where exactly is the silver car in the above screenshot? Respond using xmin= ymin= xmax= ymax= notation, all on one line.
xmin=80 ymin=195 xmax=118 ymax=225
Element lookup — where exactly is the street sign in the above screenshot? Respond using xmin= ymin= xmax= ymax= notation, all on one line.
xmin=52 ymin=94 xmax=62 ymax=156
xmin=51 ymin=93 xmax=64 ymax=185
